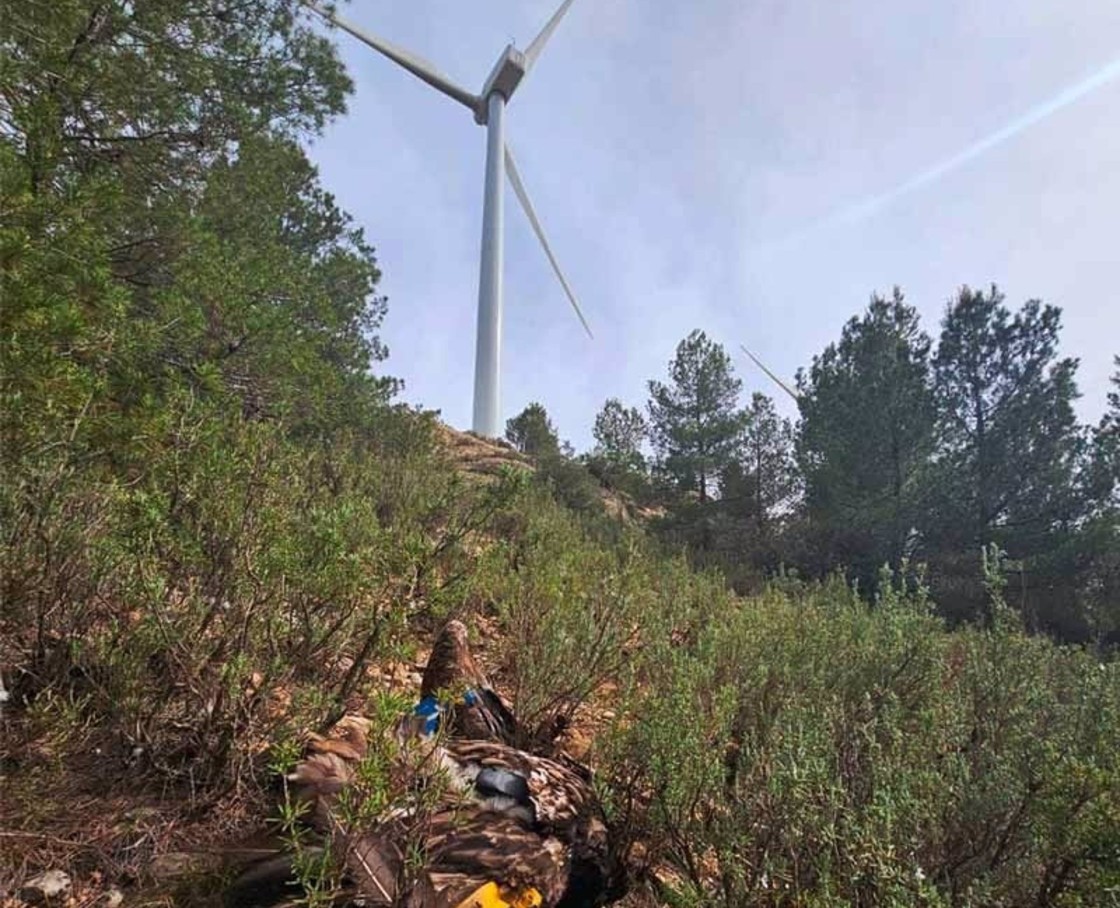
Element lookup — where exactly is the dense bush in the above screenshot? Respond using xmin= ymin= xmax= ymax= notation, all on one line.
xmin=600 ymin=571 xmax=1120 ymax=907
xmin=3 ymin=402 xmax=474 ymax=780
xmin=441 ymin=473 xmax=1120 ymax=906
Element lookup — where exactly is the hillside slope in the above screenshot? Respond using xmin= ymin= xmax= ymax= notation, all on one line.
xmin=2 ymin=413 xmax=1118 ymax=907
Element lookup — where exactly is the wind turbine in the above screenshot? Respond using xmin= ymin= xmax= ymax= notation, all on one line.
xmin=304 ymin=0 xmax=592 ymax=438
xmin=740 ymin=345 xmax=800 ymax=403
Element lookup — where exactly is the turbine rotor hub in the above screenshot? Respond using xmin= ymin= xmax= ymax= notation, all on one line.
xmin=475 ymin=45 xmax=527 ymax=123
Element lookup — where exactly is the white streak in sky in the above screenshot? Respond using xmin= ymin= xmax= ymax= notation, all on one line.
xmin=754 ymin=56 xmax=1120 ymax=255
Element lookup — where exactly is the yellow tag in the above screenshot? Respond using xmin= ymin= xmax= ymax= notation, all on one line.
xmin=455 ymin=882 xmax=543 ymax=908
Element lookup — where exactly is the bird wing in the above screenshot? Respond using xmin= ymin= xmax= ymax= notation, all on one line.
xmin=450 ymin=687 xmax=519 ymax=744
xmin=441 ymin=739 xmax=599 ymax=831
xmin=422 ymin=811 xmax=569 ymax=908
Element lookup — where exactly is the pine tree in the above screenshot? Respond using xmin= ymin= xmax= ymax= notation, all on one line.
xmin=1093 ymin=356 xmax=1120 ymax=508
xmin=505 ymin=403 xmax=560 ymax=457
xmin=592 ymin=398 xmax=646 ymax=473
xmin=925 ymin=286 xmax=1090 ymax=632
xmin=647 ymin=330 xmax=745 ymax=503
xmin=930 ymin=286 xmax=1082 ymax=554
xmin=722 ymin=393 xmax=798 ymax=535
xmin=796 ymin=289 xmax=935 ymax=581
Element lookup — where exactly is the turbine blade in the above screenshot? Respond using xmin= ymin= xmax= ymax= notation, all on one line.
xmin=523 ymin=0 xmax=578 ymax=72
xmin=303 ymin=1 xmax=478 ymax=111
xmin=740 ymin=345 xmax=800 ymax=402
xmin=505 ymin=144 xmax=592 ymax=339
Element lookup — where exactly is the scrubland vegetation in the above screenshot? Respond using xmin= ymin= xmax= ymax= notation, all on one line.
xmin=3 ymin=412 xmax=1118 ymax=904
xmin=2 ymin=1 xmax=1117 ymax=905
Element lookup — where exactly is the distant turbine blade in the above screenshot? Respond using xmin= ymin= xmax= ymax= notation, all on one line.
xmin=523 ymin=0 xmax=577 ymax=72
xmin=505 ymin=144 xmax=592 ymax=339
xmin=740 ymin=345 xmax=799 ymax=402
xmin=303 ymin=1 xmax=478 ymax=111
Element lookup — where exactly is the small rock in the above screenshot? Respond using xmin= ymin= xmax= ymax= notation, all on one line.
xmin=104 ymin=888 xmax=125 ymax=907
xmin=149 ymin=851 xmax=221 ymax=880
xmin=21 ymin=870 xmax=71 ymax=902
xmin=149 ymin=852 xmax=196 ymax=879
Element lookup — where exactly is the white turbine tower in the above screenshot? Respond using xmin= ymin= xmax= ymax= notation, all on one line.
xmin=304 ymin=0 xmax=592 ymax=438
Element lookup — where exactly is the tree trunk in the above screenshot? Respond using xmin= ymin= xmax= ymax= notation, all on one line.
xmin=974 ymin=382 xmax=989 ymax=547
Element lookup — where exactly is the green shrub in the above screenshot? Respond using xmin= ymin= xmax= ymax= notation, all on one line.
xmin=1 ymin=397 xmax=488 ymax=784
xmin=602 ymin=572 xmax=1120 ymax=907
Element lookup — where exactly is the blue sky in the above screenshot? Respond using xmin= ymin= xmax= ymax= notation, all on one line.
xmin=306 ymin=0 xmax=1120 ymax=450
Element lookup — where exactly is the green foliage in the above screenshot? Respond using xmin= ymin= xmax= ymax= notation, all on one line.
xmin=604 ymin=573 xmax=1120 ymax=907
xmin=179 ymin=136 xmax=396 ymax=421
xmin=585 ymin=397 xmax=654 ymax=504
xmin=506 ymin=401 xmax=561 ymax=456
xmin=483 ymin=491 xmax=655 ymax=740
xmin=648 ymin=330 xmax=747 ymax=503
xmin=455 ymin=475 xmax=1118 ymax=908
xmin=504 ymin=402 xmax=605 ymax=516
xmin=3 ymin=401 xmax=463 ymax=780
xmin=729 ymin=393 xmax=797 ymax=526
xmin=629 ymin=291 xmax=1112 ymax=642
xmin=537 ymin=452 xmax=607 ymax=515
xmin=273 ymin=690 xmax=441 ymax=906
xmin=3 ymin=0 xmax=412 ymax=787
xmin=2 ymin=0 xmax=348 ymax=195
xmin=796 ymin=288 xmax=935 ymax=584
xmin=930 ymin=285 xmax=1083 ymax=552
xmin=593 ymin=397 xmax=648 ymax=473
xmin=1089 ymin=356 xmax=1119 ymax=511
xmin=1 ymin=0 xmax=388 ymax=458
xmin=1075 ymin=360 xmax=1120 ymax=645
xmin=714 ymin=392 xmax=799 ymax=583
xmin=925 ymin=286 xmax=1089 ymax=631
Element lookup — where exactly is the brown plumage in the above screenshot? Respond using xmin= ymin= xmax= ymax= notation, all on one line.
xmin=337 ymin=808 xmax=573 ymax=907
xmin=421 ymin=620 xmax=489 ymax=698
xmin=420 ymin=620 xmax=519 ymax=745
xmin=227 ymin=621 xmax=625 ymax=908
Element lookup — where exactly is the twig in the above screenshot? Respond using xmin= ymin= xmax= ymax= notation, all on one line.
xmin=0 ymin=829 xmax=97 ymax=849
